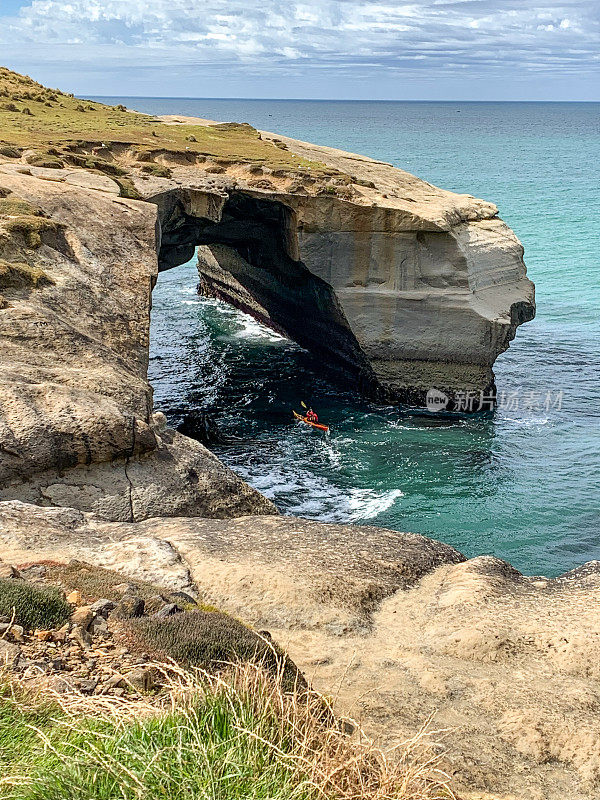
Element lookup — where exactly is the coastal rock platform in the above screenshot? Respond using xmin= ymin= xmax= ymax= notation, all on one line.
xmin=1 ymin=500 xmax=599 ymax=800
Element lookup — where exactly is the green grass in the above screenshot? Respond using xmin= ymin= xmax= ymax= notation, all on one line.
xmin=0 ymin=67 xmax=333 ymax=174
xmin=0 ymin=686 xmax=62 ymax=773
xmin=0 ymin=665 xmax=451 ymax=800
xmin=0 ymin=579 xmax=71 ymax=630
xmin=0 ymin=675 xmax=311 ymax=800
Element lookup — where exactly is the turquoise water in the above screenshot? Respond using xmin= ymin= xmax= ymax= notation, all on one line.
xmin=135 ymin=99 xmax=600 ymax=577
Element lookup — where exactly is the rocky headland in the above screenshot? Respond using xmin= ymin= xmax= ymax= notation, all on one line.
xmin=1 ymin=68 xmax=597 ymax=800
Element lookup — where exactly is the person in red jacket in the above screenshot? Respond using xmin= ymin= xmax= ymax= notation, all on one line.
xmin=306 ymin=408 xmax=318 ymax=423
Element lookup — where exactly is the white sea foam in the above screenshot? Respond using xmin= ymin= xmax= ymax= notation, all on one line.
xmin=347 ymin=488 xmax=404 ymax=521
xmin=232 ymin=316 xmax=287 ymax=343
xmin=234 ymin=455 xmax=403 ymax=525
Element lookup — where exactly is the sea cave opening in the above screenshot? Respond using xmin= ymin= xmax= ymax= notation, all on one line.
xmin=151 ymin=187 xmax=377 ymax=394
xmin=147 ymin=186 xmax=387 ymax=525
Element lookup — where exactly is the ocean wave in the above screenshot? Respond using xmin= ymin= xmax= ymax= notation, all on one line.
xmin=231 ymin=316 xmax=287 ymax=343
xmin=347 ymin=488 xmax=404 ymax=521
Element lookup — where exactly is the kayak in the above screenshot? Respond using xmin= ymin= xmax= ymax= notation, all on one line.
xmin=293 ymin=410 xmax=329 ymax=432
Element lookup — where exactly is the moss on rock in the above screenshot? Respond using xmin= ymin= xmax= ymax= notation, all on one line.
xmin=0 ymin=196 xmax=42 ymax=217
xmin=3 ymin=216 xmax=63 ymax=249
xmin=140 ymin=163 xmax=172 ymax=178
xmin=0 ymin=145 xmax=21 ymax=158
xmin=0 ymin=259 xmax=55 ymax=289
xmin=25 ymin=153 xmax=63 ymax=169
xmin=126 ymin=610 xmax=305 ymax=690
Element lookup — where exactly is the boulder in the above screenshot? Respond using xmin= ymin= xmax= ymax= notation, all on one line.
xmin=114 ymin=596 xmax=145 ymax=620
xmin=0 ymin=638 xmax=20 ymax=664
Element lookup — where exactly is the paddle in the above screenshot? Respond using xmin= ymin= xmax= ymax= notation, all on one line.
xmin=300 ymin=401 xmax=308 ymax=410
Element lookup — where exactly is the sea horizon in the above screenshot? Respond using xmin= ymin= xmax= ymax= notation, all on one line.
xmin=91 ymin=96 xmax=600 ymax=103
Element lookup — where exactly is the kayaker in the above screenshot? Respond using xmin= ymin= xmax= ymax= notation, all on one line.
xmin=306 ymin=408 xmax=319 ymax=423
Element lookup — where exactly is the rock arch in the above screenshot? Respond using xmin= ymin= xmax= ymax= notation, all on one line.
xmin=151 ymin=187 xmax=378 ymax=394
xmin=149 ymin=185 xmax=535 ymax=406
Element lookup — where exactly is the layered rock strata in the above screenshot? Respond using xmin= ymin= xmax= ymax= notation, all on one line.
xmin=0 ymin=167 xmax=274 ymax=519
xmin=143 ymin=133 xmax=535 ymax=403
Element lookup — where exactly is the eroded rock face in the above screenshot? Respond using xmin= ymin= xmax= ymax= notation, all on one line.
xmin=0 ymin=124 xmax=533 ymax=514
xmin=2 ymin=500 xmax=599 ymax=800
xmin=144 ymin=134 xmax=535 ymax=404
xmin=0 ymin=169 xmax=274 ymax=520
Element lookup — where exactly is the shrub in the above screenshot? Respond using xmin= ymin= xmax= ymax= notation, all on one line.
xmin=0 ymin=146 xmax=21 ymax=158
xmin=126 ymin=611 xmax=304 ymax=690
xmin=21 ymin=107 xmax=33 ymax=116
xmin=140 ymin=163 xmax=172 ymax=178
xmin=0 ymin=578 xmax=71 ymax=630
xmin=2 ymin=103 xmax=18 ymax=112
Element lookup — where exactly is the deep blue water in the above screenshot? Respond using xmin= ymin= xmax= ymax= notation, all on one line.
xmin=110 ymin=98 xmax=600 ymax=577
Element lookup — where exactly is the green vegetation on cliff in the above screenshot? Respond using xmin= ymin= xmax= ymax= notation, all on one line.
xmin=0 ymin=67 xmax=327 ymax=173
xmin=0 ymin=665 xmax=451 ymax=800
xmin=0 ymin=579 xmax=70 ymax=629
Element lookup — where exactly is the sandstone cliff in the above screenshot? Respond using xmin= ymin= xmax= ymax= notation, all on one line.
xmin=0 ymin=165 xmax=275 ymax=519
xmin=0 ymin=66 xmax=534 ymax=513
xmin=141 ymin=126 xmax=536 ymax=404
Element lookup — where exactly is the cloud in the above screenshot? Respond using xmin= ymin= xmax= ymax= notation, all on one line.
xmin=0 ymin=0 xmax=598 ymax=95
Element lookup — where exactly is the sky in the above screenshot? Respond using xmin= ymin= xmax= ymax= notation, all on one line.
xmin=0 ymin=0 xmax=598 ymax=100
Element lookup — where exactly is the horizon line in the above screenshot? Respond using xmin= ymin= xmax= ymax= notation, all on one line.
xmin=88 ymin=96 xmax=600 ymax=104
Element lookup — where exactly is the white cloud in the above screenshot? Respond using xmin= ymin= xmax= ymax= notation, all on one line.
xmin=0 ymin=0 xmax=597 ymax=93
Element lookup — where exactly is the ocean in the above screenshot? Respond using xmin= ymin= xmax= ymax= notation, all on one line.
xmin=97 ymin=97 xmax=600 ymax=577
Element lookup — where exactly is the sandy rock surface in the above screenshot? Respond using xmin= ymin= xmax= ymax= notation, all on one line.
xmin=1 ymin=500 xmax=599 ymax=800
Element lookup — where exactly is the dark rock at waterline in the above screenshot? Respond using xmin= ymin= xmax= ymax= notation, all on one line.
xmin=178 ymin=412 xmax=236 ymax=446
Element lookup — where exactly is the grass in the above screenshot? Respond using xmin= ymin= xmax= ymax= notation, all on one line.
xmin=0 ymin=664 xmax=453 ymax=800
xmin=0 ymin=67 xmax=333 ymax=174
xmin=0 ymin=578 xmax=71 ymax=630
xmin=125 ymin=610 xmax=304 ymax=691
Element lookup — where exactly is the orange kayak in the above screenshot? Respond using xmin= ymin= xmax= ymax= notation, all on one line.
xmin=293 ymin=410 xmax=329 ymax=432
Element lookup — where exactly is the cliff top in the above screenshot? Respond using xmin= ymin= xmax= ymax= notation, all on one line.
xmin=0 ymin=67 xmax=328 ymax=173
xmin=0 ymin=67 xmax=499 ymax=228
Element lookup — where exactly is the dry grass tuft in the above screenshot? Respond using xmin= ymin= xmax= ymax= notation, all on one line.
xmin=4 ymin=661 xmax=454 ymax=800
